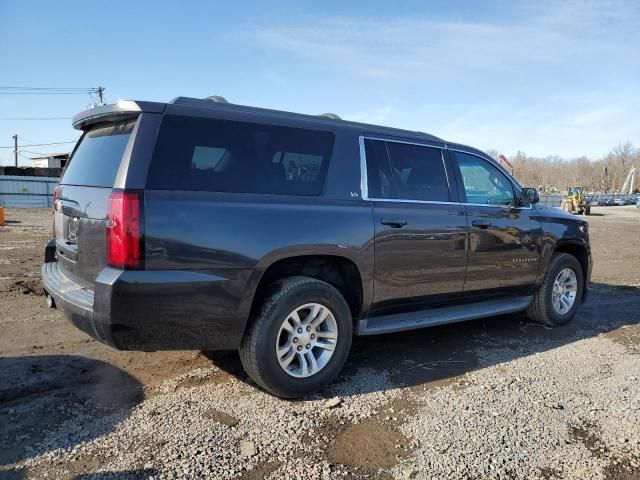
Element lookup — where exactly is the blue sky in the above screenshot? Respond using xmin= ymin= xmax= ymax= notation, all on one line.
xmin=1 ymin=0 xmax=638 ymax=165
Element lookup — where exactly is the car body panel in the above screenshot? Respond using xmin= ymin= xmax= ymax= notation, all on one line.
xmin=42 ymin=97 xmax=592 ymax=351
xmin=370 ymin=202 xmax=468 ymax=312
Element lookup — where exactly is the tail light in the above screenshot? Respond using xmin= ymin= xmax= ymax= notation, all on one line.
xmin=106 ymin=191 xmax=143 ymax=269
xmin=52 ymin=185 xmax=59 ymax=207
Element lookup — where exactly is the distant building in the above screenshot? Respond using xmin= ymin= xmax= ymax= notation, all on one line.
xmin=31 ymin=153 xmax=70 ymax=169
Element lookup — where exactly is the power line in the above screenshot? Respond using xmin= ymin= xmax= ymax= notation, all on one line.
xmin=0 ymin=86 xmax=97 ymax=90
xmin=0 ymin=86 xmax=105 ymax=99
xmin=0 ymin=117 xmax=72 ymax=120
xmin=0 ymin=92 xmax=94 ymax=95
xmin=20 ymin=149 xmax=66 ymax=156
xmin=0 ymin=140 xmax=78 ymax=149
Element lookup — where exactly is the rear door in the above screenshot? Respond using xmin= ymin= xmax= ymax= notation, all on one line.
xmin=363 ymin=137 xmax=468 ymax=315
xmin=53 ymin=120 xmax=136 ymax=287
xmin=448 ymin=150 xmax=542 ymax=294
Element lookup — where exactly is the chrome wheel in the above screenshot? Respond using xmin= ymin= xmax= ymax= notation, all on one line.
xmin=552 ymin=268 xmax=578 ymax=315
xmin=275 ymin=303 xmax=338 ymax=378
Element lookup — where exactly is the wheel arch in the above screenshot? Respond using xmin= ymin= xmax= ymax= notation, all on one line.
xmin=554 ymin=240 xmax=589 ymax=280
xmin=244 ymin=254 xmax=366 ymax=336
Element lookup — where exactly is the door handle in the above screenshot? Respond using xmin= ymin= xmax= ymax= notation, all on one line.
xmin=472 ymin=220 xmax=492 ymax=228
xmin=380 ymin=218 xmax=407 ymax=228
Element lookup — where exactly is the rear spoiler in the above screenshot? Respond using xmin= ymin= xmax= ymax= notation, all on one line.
xmin=72 ymin=100 xmax=165 ymax=130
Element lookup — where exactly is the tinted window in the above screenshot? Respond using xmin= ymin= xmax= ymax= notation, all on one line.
xmin=365 ymin=139 xmax=394 ymax=199
xmin=386 ymin=142 xmax=450 ymax=202
xmin=61 ymin=120 xmax=135 ymax=187
xmin=453 ymin=152 xmax=514 ymax=206
xmin=147 ymin=116 xmax=334 ymax=195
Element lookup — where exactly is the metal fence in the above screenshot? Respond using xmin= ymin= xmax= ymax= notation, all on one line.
xmin=539 ymin=193 xmax=638 ymax=208
xmin=0 ymin=177 xmax=636 ymax=209
xmin=0 ymin=175 xmax=59 ymax=208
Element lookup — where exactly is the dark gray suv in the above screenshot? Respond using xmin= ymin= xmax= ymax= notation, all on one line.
xmin=42 ymin=97 xmax=591 ymax=397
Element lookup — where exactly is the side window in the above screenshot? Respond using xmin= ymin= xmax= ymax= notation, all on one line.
xmin=453 ymin=152 xmax=514 ymax=206
xmin=273 ymin=152 xmax=323 ymax=183
xmin=386 ymin=142 xmax=450 ymax=202
xmin=147 ymin=116 xmax=334 ymax=195
xmin=364 ymin=139 xmax=394 ymax=199
xmin=192 ymin=146 xmax=228 ymax=170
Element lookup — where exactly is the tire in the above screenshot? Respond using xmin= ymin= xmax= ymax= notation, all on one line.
xmin=239 ymin=276 xmax=353 ymax=398
xmin=584 ymin=206 xmax=591 ymax=215
xmin=527 ymin=253 xmax=584 ymax=326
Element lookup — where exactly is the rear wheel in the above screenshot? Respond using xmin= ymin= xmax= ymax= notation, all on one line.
xmin=240 ymin=276 xmax=352 ymax=398
xmin=527 ymin=253 xmax=584 ymax=326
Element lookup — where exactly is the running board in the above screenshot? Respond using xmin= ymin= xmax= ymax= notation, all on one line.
xmin=356 ymin=296 xmax=532 ymax=336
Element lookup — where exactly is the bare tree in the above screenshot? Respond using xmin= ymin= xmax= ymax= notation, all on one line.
xmin=486 ymin=142 xmax=638 ymax=193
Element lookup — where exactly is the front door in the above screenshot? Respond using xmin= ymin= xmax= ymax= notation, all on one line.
xmin=448 ymin=150 xmax=542 ymax=294
xmin=363 ymin=137 xmax=468 ymax=315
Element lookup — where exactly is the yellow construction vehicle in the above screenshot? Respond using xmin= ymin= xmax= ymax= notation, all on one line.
xmin=560 ymin=186 xmax=591 ymax=215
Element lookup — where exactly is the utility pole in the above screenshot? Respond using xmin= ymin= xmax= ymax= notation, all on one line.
xmin=12 ymin=134 xmax=18 ymax=167
xmin=97 ymin=86 xmax=105 ymax=105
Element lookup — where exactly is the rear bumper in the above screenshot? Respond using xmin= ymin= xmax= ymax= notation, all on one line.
xmin=41 ymin=261 xmax=119 ymax=346
xmin=42 ymin=260 xmax=251 ymax=351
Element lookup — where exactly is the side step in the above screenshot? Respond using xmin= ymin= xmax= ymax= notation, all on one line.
xmin=356 ymin=296 xmax=532 ymax=336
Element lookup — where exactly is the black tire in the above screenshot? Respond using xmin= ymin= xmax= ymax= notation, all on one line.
xmin=527 ymin=253 xmax=584 ymax=326
xmin=239 ymin=276 xmax=353 ymax=398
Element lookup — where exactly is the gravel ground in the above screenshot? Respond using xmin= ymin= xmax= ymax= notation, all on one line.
xmin=0 ymin=206 xmax=639 ymax=480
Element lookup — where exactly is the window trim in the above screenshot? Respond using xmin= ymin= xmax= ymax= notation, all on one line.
xmin=359 ymin=136 xmax=455 ymax=205
xmin=359 ymin=135 xmax=531 ymax=210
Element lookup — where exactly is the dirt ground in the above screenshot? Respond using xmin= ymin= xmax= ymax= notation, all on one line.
xmin=0 ymin=206 xmax=639 ymax=479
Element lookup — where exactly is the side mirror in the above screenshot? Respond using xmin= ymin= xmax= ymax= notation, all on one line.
xmin=521 ymin=187 xmax=539 ymax=205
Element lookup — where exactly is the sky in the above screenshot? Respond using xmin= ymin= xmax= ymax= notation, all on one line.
xmin=1 ymin=0 xmax=639 ymax=166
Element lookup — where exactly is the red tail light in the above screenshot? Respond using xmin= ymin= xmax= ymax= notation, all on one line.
xmin=106 ymin=191 xmax=143 ymax=269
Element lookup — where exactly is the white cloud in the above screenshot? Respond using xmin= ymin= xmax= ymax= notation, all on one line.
xmin=251 ymin=1 xmax=640 ymax=157
xmin=253 ymin=2 xmax=638 ymax=82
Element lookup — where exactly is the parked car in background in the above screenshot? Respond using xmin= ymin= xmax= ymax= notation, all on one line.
xmin=42 ymin=96 xmax=592 ymax=398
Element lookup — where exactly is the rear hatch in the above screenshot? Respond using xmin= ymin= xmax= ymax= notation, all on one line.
xmin=54 ymin=120 xmax=136 ymax=288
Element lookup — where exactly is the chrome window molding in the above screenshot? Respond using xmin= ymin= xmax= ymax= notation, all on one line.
xmin=360 ymin=135 xmax=453 ymax=203
xmin=358 ymin=135 xmax=533 ymax=210
xmin=358 ymin=135 xmax=368 ymax=200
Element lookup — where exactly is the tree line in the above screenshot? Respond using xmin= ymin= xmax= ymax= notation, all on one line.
xmin=487 ymin=142 xmax=639 ymax=193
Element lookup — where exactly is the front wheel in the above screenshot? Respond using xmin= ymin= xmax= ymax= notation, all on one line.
xmin=527 ymin=253 xmax=584 ymax=326
xmin=239 ymin=276 xmax=353 ymax=398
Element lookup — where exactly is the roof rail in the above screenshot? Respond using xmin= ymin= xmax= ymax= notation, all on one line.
xmin=205 ymin=95 xmax=229 ymax=103
xmin=318 ymin=113 xmax=341 ymax=120
xmin=169 ymin=96 xmax=230 ymax=106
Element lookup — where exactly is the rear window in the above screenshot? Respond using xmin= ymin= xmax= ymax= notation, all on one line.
xmin=61 ymin=120 xmax=135 ymax=187
xmin=146 ymin=115 xmax=334 ymax=195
